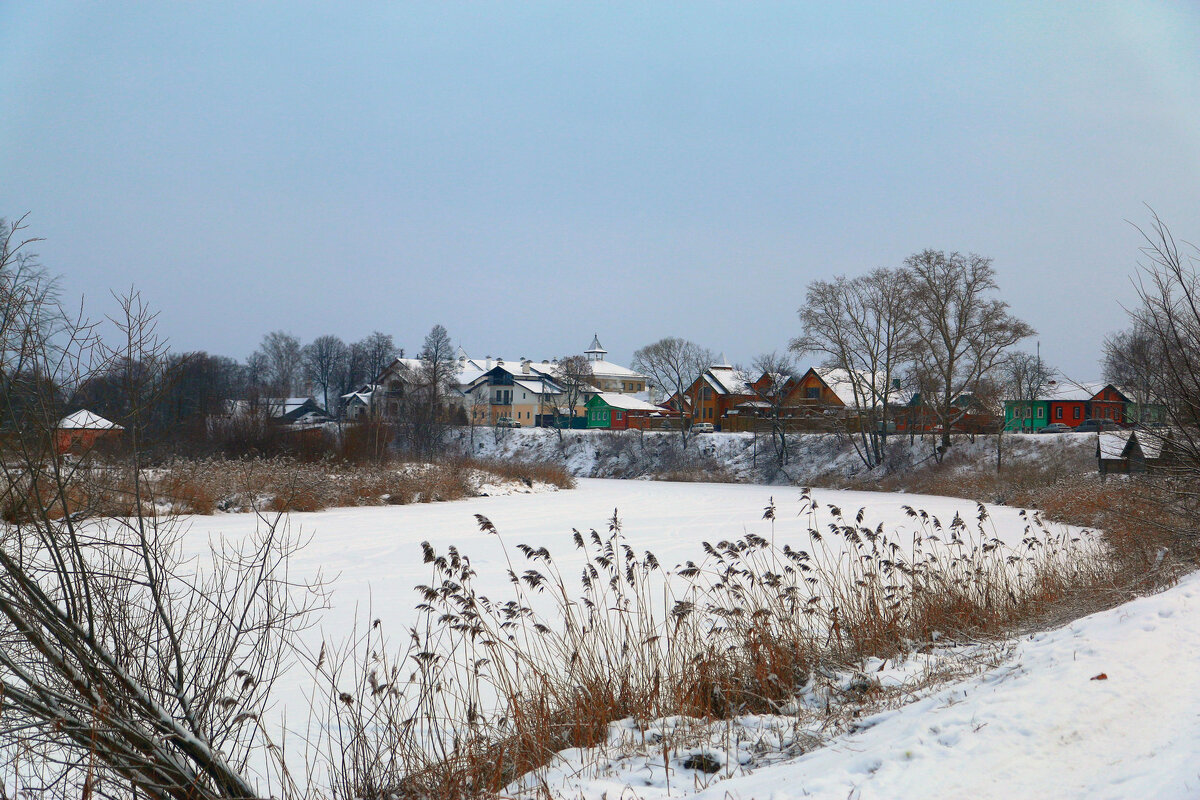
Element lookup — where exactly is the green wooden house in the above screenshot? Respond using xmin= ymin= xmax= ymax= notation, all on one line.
xmin=585 ymin=393 xmax=665 ymax=430
xmin=1004 ymin=399 xmax=1052 ymax=432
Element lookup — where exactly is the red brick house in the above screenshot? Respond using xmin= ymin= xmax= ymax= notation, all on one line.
xmin=55 ymin=410 xmax=123 ymax=455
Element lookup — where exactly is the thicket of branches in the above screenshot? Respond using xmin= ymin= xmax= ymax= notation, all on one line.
xmin=792 ymin=251 xmax=1034 ymax=469
xmin=1104 ymin=213 xmax=1200 ymax=540
xmin=0 ymin=216 xmax=324 ymax=798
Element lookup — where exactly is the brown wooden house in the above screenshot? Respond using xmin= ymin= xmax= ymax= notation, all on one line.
xmin=681 ymin=360 xmax=755 ymax=431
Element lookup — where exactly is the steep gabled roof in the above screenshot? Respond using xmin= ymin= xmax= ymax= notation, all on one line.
xmin=1098 ymin=431 xmax=1133 ymax=459
xmin=814 ymin=368 xmax=892 ymax=408
xmin=705 ymin=365 xmax=754 ymax=396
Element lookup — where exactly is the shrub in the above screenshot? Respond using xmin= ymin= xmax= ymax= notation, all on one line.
xmin=313 ymin=492 xmax=1139 ymax=797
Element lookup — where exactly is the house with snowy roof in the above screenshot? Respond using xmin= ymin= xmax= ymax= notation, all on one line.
xmin=584 ymin=392 xmax=676 ymax=430
xmin=677 ymin=357 xmax=756 ymax=431
xmin=450 ymin=337 xmax=649 ymax=428
xmin=55 ymin=410 xmax=123 ymax=455
xmin=1003 ymin=382 xmax=1128 ymax=432
xmin=227 ymin=397 xmax=331 ymax=426
xmin=1097 ymin=428 xmax=1175 ymax=477
xmin=459 ymin=357 xmax=570 ymax=427
xmin=580 ymin=335 xmax=649 ymax=394
xmin=340 ymin=384 xmax=381 ymax=421
xmin=787 ymin=368 xmax=898 ymax=414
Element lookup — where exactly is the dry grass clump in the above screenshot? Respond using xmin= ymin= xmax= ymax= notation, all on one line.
xmin=470 ymin=457 xmax=576 ymax=490
xmin=3 ymin=456 xmax=573 ymax=519
xmin=314 ymin=490 xmax=1122 ymax=798
xmin=655 ymin=465 xmax=738 ymax=483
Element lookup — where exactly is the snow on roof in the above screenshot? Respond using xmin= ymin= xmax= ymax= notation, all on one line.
xmin=587 ymin=358 xmax=645 ymax=379
xmin=1137 ymin=429 xmax=1168 ymax=460
xmin=458 ymin=350 xmax=646 ymax=382
xmin=513 ymin=378 xmax=561 ymax=395
xmin=816 ymin=368 xmax=890 ymax=408
xmin=58 ymin=410 xmax=123 ymax=430
xmin=593 ymin=392 xmax=663 ymax=412
xmin=1032 ymin=381 xmax=1124 ymax=402
xmin=1098 ymin=431 xmax=1132 ymax=459
xmin=706 ymin=365 xmax=754 ymax=395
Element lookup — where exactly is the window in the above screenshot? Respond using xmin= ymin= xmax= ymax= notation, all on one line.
xmin=1073 ymin=407 xmax=1081 ymax=419
xmin=702 ymin=387 xmax=713 ymax=401
xmin=615 ymin=411 xmax=623 ymax=421
xmin=1036 ymin=407 xmax=1044 ymax=419
xmin=1055 ymin=407 xmax=1062 ymax=420
xmin=806 ymin=387 xmax=820 ymax=400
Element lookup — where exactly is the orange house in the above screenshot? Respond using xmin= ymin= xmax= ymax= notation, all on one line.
xmin=681 ymin=361 xmax=755 ymax=430
xmin=784 ymin=368 xmax=883 ymax=414
xmin=55 ymin=410 xmax=123 ymax=455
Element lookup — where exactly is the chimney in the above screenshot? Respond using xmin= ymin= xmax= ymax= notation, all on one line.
xmin=522 ymin=359 xmax=531 ymax=374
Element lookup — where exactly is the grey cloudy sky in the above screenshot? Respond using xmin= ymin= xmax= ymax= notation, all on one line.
xmin=2 ymin=2 xmax=1198 ymax=380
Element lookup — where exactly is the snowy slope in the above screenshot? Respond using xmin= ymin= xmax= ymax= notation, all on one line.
xmin=451 ymin=427 xmax=1096 ymax=485
xmin=514 ymin=570 xmax=1200 ymax=800
xmin=683 ymin=570 xmax=1200 ymax=800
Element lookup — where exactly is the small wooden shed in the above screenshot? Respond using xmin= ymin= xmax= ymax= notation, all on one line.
xmin=1097 ymin=428 xmax=1171 ymax=478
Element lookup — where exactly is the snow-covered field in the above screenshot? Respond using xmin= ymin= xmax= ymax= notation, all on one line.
xmin=172 ymin=478 xmax=1193 ymax=798
xmin=179 ymin=478 xmax=1070 ymax=656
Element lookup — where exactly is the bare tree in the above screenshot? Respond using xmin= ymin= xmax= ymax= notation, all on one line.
xmin=0 ymin=226 xmax=319 ymax=797
xmin=792 ymin=268 xmax=913 ymax=469
xmin=903 ymin=250 xmax=1034 ymax=454
xmin=254 ymin=330 xmax=303 ymax=397
xmin=1121 ymin=213 xmax=1200 ymax=505
xmin=552 ymin=354 xmax=594 ymax=439
xmin=403 ymin=324 xmax=457 ymax=458
xmin=357 ymin=330 xmax=399 ymax=384
xmin=631 ymin=337 xmax=712 ymax=448
xmin=750 ymin=352 xmax=796 ymax=466
xmin=986 ymin=350 xmax=1056 ymax=470
xmin=1002 ymin=350 xmax=1056 ymax=404
xmin=302 ymin=334 xmax=349 ymax=415
xmin=1104 ymin=323 xmax=1162 ymax=425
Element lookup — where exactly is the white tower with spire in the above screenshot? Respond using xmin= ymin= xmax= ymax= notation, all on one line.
xmin=585 ymin=333 xmax=608 ymax=362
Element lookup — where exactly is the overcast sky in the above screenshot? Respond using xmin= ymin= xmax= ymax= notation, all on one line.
xmin=2 ymin=2 xmax=1199 ymax=380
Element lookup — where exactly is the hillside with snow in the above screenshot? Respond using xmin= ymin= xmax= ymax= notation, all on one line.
xmin=450 ymin=427 xmax=1098 ymax=486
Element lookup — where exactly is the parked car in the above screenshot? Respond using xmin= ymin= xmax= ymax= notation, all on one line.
xmin=1038 ymin=423 xmax=1071 ymax=434
xmin=1074 ymin=419 xmax=1120 ymax=433
xmin=495 ymin=416 xmax=521 ymax=428
xmin=691 ymin=422 xmax=715 ymax=433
